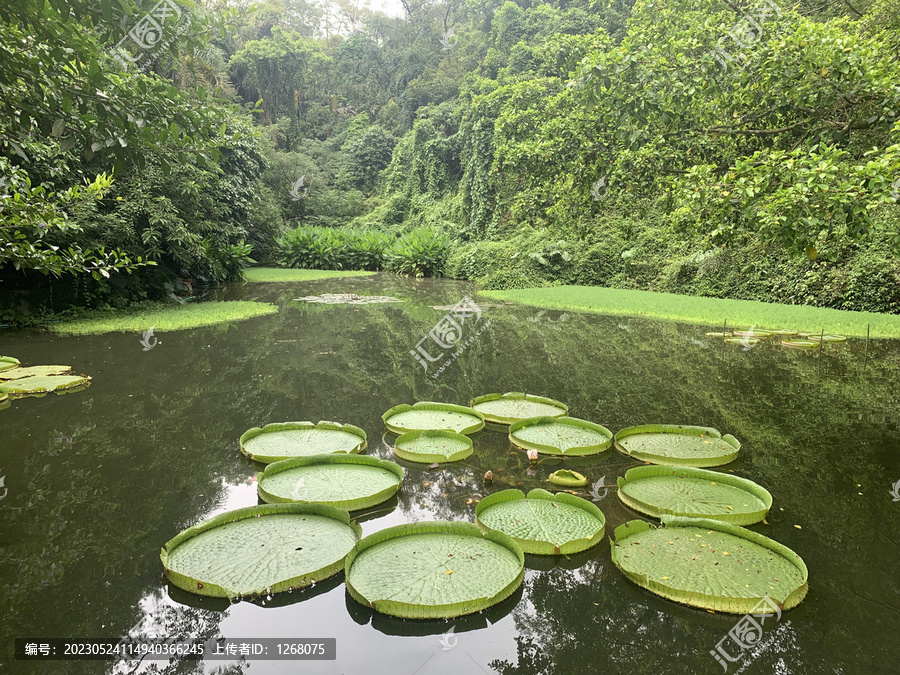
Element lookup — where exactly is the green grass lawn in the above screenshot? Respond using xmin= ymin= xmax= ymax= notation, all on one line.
xmin=52 ymin=301 xmax=278 ymax=335
xmin=481 ymin=286 xmax=900 ymax=338
xmin=242 ymin=267 xmax=375 ymax=282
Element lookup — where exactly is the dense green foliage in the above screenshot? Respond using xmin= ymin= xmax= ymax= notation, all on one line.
xmin=3 ymin=0 xmax=900 ymax=319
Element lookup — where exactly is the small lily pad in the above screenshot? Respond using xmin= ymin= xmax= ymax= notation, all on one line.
xmin=509 ymin=416 xmax=612 ymax=456
xmin=257 ymin=454 xmax=404 ymax=510
xmin=732 ymin=329 xmax=772 ymax=338
xmin=382 ymin=402 xmax=485 ymax=435
xmin=610 ymin=515 xmax=808 ymax=613
xmin=548 ymin=469 xmax=588 ymax=487
xmin=764 ymin=329 xmax=798 ymax=336
xmin=617 ymin=465 xmax=772 ymax=525
xmin=614 ymin=424 xmax=740 ymax=467
xmin=239 ymin=421 xmax=367 ymax=464
xmin=807 ymin=334 xmax=846 ymax=343
xmin=705 ymin=332 xmax=732 ymax=338
xmin=394 ymin=429 xmax=473 ymax=463
xmin=476 ymin=488 xmax=605 ymax=555
xmin=782 ymin=340 xmax=818 ymax=350
xmin=0 ymin=356 xmax=21 ymax=372
xmin=0 ymin=374 xmax=91 ymax=398
xmin=160 ymin=503 xmax=361 ymax=600
xmin=345 ymin=521 xmax=524 ymax=618
xmin=0 ymin=365 xmax=73 ymax=380
xmin=469 ymin=392 xmax=568 ymax=426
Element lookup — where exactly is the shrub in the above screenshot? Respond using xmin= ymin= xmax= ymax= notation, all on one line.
xmin=384 ymin=229 xmax=452 ymax=277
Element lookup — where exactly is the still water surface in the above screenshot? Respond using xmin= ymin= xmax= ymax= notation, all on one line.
xmin=1 ymin=274 xmax=898 ymax=674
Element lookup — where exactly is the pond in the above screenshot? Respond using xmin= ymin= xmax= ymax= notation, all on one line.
xmin=1 ymin=273 xmax=898 ymax=674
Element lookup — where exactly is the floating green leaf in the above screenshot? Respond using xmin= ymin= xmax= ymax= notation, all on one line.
xmin=610 ymin=516 xmax=808 ymax=613
xmin=617 ymin=466 xmax=772 ymax=525
xmin=0 ymin=392 xmax=8 ymax=410
xmin=548 ymin=469 xmax=588 ymax=487
xmin=732 ymin=329 xmax=773 ymax=338
xmin=240 ymin=421 xmax=367 ymax=464
xmin=393 ymin=430 xmax=473 ymax=463
xmin=725 ymin=337 xmax=758 ymax=346
xmin=345 ymin=521 xmax=524 ymax=618
xmin=475 ymin=489 xmax=605 ymax=555
xmin=469 ymin=392 xmax=568 ymax=426
xmin=614 ymin=424 xmax=740 ymax=467
xmin=763 ymin=329 xmax=798 ymax=336
xmin=0 ymin=356 xmax=21 ymax=372
xmin=0 ymin=374 xmax=91 ymax=398
xmin=705 ymin=332 xmax=732 ymax=338
xmin=382 ymin=402 xmax=484 ymax=435
xmin=257 ymin=455 xmax=403 ymax=510
xmin=509 ymin=416 xmax=612 ymax=456
xmin=782 ymin=340 xmax=818 ymax=350
xmin=161 ymin=503 xmax=360 ymax=600
xmin=807 ymin=334 xmax=847 ymax=343
xmin=0 ymin=365 xmax=72 ymax=380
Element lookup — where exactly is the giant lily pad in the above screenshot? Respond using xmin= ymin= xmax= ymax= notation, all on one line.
xmin=610 ymin=516 xmax=808 ymax=613
xmin=344 ymin=521 xmax=524 ymax=619
xmin=807 ymin=334 xmax=847 ymax=344
xmin=0 ymin=374 xmax=91 ymax=398
xmin=614 ymin=424 xmax=740 ymax=467
xmin=0 ymin=356 xmax=21 ymax=372
xmin=393 ymin=430 xmax=473 ymax=463
xmin=469 ymin=392 xmax=568 ymax=426
xmin=508 ymin=416 xmax=612 ymax=456
xmin=257 ymin=455 xmax=403 ymax=510
xmin=617 ymin=466 xmax=772 ymax=525
xmin=0 ymin=392 xmax=8 ymax=410
xmin=475 ymin=489 xmax=605 ymax=555
xmin=782 ymin=340 xmax=818 ymax=350
xmin=382 ymin=402 xmax=485 ymax=435
xmin=160 ymin=503 xmax=361 ymax=600
xmin=240 ymin=421 xmax=367 ymax=464
xmin=0 ymin=365 xmax=72 ymax=380
xmin=732 ymin=329 xmax=773 ymax=338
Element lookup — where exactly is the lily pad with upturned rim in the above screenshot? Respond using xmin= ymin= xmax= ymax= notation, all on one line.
xmin=614 ymin=424 xmax=740 ymax=467
xmin=393 ymin=430 xmax=473 ymax=463
xmin=0 ymin=365 xmax=73 ymax=380
xmin=0 ymin=374 xmax=91 ymax=398
xmin=609 ymin=515 xmax=808 ymax=613
xmin=239 ymin=421 xmax=367 ymax=464
xmin=475 ymin=488 xmax=606 ymax=555
xmin=468 ymin=392 xmax=568 ymax=426
xmin=806 ymin=334 xmax=847 ymax=343
xmin=344 ymin=521 xmax=524 ymax=619
xmin=0 ymin=356 xmax=21 ymax=372
xmin=704 ymin=332 xmax=732 ymax=338
xmin=509 ymin=416 xmax=613 ymax=456
xmin=548 ymin=469 xmax=588 ymax=488
xmin=160 ymin=503 xmax=361 ymax=600
xmin=257 ymin=454 xmax=403 ymax=510
xmin=382 ymin=402 xmax=485 ymax=435
xmin=616 ymin=465 xmax=772 ymax=525
xmin=781 ymin=340 xmax=818 ymax=350
xmin=732 ymin=329 xmax=773 ymax=338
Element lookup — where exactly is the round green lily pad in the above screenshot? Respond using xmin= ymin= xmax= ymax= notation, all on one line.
xmin=382 ymin=402 xmax=484 ymax=435
xmin=764 ymin=329 xmax=798 ymax=336
xmin=469 ymin=392 xmax=568 ymax=426
xmin=617 ymin=466 xmax=772 ymax=525
xmin=705 ymin=332 xmax=732 ymax=338
xmin=732 ymin=329 xmax=772 ymax=338
xmin=0 ymin=374 xmax=91 ymax=398
xmin=344 ymin=521 xmax=524 ymax=618
xmin=393 ymin=429 xmax=473 ymax=463
xmin=548 ymin=469 xmax=588 ymax=487
xmin=0 ymin=365 xmax=72 ymax=380
xmin=614 ymin=424 xmax=740 ymax=467
xmin=807 ymin=334 xmax=846 ymax=343
xmin=239 ymin=421 xmax=367 ymax=464
xmin=160 ymin=503 xmax=361 ymax=600
xmin=257 ymin=455 xmax=403 ymax=510
xmin=509 ymin=416 xmax=613 ymax=456
xmin=782 ymin=340 xmax=818 ymax=350
xmin=610 ymin=516 xmax=808 ymax=613
xmin=476 ymin=488 xmax=605 ymax=555
xmin=0 ymin=356 xmax=22 ymax=372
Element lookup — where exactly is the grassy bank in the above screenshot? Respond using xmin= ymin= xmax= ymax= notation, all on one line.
xmin=52 ymin=301 xmax=278 ymax=335
xmin=242 ymin=268 xmax=376 ymax=282
xmin=481 ymin=286 xmax=900 ymax=338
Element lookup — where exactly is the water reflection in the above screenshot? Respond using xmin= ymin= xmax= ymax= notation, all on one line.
xmin=0 ymin=273 xmax=898 ymax=673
